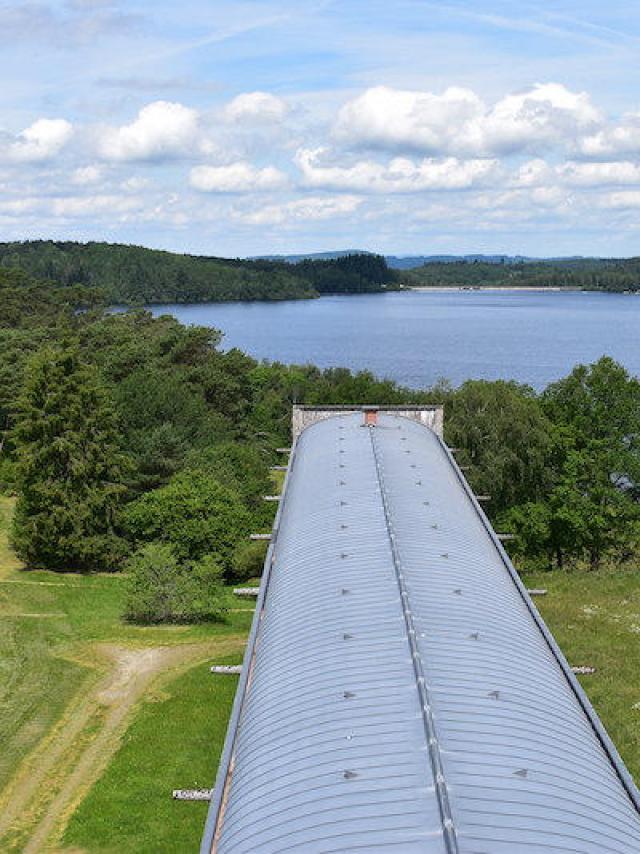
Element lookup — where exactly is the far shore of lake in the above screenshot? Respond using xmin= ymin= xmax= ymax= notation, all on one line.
xmin=407 ymin=285 xmax=583 ymax=292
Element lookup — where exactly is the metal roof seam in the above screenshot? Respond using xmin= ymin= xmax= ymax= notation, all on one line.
xmin=368 ymin=425 xmax=459 ymax=854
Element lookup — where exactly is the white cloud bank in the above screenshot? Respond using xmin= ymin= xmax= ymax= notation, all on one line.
xmin=237 ymin=195 xmax=362 ymax=226
xmin=96 ymin=93 xmax=289 ymax=164
xmin=295 ymin=147 xmax=498 ymax=192
xmin=517 ymin=158 xmax=640 ymax=188
xmin=335 ymin=83 xmax=601 ymax=156
xmin=578 ymin=112 xmax=640 ymax=157
xmin=4 ymin=83 xmax=640 ymax=253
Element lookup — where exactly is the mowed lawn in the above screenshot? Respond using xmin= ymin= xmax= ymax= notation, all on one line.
xmin=0 ymin=497 xmax=252 ymax=852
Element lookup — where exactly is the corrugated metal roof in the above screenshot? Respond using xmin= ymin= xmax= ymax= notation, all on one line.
xmin=202 ymin=413 xmax=640 ymax=853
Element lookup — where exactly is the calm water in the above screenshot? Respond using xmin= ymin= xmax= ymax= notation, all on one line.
xmin=149 ymin=290 xmax=640 ymax=390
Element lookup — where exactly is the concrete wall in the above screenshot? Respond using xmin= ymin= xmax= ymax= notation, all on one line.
xmin=292 ymin=405 xmax=444 ymax=440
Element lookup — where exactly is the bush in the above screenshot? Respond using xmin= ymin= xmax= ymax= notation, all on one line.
xmin=123 ymin=470 xmax=250 ymax=573
xmin=123 ymin=542 xmax=227 ymax=624
xmin=231 ymin=540 xmax=267 ymax=582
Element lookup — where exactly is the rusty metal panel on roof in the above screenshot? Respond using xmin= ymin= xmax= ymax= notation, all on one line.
xmin=202 ymin=412 xmax=640 ymax=854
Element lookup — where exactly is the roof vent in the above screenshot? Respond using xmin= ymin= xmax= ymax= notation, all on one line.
xmin=362 ymin=406 xmax=378 ymax=427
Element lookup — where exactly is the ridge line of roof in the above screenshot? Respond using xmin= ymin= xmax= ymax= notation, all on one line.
xmin=368 ymin=424 xmax=458 ymax=853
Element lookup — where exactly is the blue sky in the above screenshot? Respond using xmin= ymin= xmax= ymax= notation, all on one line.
xmin=1 ymin=0 xmax=640 ymax=256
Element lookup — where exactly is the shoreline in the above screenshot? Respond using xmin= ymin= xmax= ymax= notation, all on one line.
xmin=407 ymin=285 xmax=582 ymax=293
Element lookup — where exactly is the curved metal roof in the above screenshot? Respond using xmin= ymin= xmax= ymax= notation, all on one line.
xmin=202 ymin=413 xmax=640 ymax=853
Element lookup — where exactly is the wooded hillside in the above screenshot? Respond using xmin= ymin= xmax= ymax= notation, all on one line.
xmin=0 ymin=241 xmax=396 ymax=303
xmin=407 ymin=257 xmax=640 ymax=291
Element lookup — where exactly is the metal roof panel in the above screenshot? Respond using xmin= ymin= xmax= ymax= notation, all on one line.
xmin=202 ymin=413 xmax=640 ymax=853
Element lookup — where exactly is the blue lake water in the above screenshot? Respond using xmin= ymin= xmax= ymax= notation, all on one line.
xmin=149 ymin=290 xmax=640 ymax=390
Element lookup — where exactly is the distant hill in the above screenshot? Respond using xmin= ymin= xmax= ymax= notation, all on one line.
xmin=0 ymin=242 xmax=396 ymax=304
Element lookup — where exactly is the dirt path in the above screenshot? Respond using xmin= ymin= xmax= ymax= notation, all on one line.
xmin=0 ymin=638 xmax=245 ymax=852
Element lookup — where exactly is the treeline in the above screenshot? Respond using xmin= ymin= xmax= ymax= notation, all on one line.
xmin=407 ymin=258 xmax=640 ymax=291
xmin=0 ymin=241 xmax=396 ymax=304
xmin=293 ymin=252 xmax=397 ymax=293
xmin=1 ymin=265 xmax=639 ymax=624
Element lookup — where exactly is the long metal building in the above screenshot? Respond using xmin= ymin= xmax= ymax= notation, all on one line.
xmin=201 ymin=411 xmax=640 ymax=853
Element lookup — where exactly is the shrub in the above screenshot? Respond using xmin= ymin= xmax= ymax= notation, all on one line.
xmin=123 ymin=470 xmax=250 ymax=573
xmin=123 ymin=542 xmax=227 ymax=624
xmin=231 ymin=540 xmax=267 ymax=582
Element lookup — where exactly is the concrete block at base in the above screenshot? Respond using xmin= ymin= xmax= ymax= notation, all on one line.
xmin=173 ymin=789 xmax=212 ymax=801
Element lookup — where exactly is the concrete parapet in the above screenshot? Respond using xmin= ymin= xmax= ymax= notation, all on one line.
xmin=292 ymin=404 xmax=444 ymax=440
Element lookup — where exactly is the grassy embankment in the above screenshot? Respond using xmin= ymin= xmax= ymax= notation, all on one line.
xmin=0 ymin=496 xmax=252 ymax=853
xmin=1 ymin=491 xmax=639 ymax=852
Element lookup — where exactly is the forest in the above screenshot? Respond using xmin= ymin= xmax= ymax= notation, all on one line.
xmin=0 ymin=241 xmax=397 ymax=304
xmin=1 ymin=241 xmax=640 ymax=302
xmin=407 ymin=257 xmax=640 ymax=291
xmin=1 ymin=262 xmax=640 ymax=625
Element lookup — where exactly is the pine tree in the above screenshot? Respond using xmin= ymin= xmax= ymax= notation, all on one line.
xmin=11 ymin=345 xmax=129 ymax=570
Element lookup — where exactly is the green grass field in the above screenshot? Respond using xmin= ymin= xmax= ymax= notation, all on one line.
xmin=63 ymin=658 xmax=240 ymax=854
xmin=0 ymin=497 xmax=252 ymax=852
xmin=523 ymin=567 xmax=640 ymax=781
xmin=1 ymin=492 xmax=639 ymax=851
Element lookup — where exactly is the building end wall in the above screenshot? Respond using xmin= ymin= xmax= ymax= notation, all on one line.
xmin=291 ymin=405 xmax=444 ymax=440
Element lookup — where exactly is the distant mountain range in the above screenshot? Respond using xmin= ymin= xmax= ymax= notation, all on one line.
xmin=251 ymin=251 xmax=588 ymax=270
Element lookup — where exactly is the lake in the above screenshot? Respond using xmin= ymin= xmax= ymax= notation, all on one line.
xmin=149 ymin=290 xmax=640 ymax=390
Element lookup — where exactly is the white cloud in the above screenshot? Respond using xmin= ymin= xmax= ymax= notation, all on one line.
xmin=121 ymin=175 xmax=151 ymax=191
xmin=98 ymin=101 xmax=199 ymax=161
xmin=237 ymin=194 xmax=362 ymax=226
xmin=334 ymin=85 xmax=483 ymax=153
xmin=295 ymin=147 xmax=497 ymax=192
xmin=516 ymin=158 xmax=640 ymax=188
xmin=530 ymin=186 xmax=568 ymax=208
xmin=3 ymin=118 xmax=73 ymax=163
xmin=224 ymin=91 xmax=288 ymax=123
xmin=560 ymin=161 xmax=640 ymax=187
xmin=0 ymin=191 xmax=143 ymax=220
xmin=71 ymin=164 xmax=103 ymax=185
xmin=480 ymin=83 xmax=601 ymax=154
xmin=0 ymin=198 xmax=41 ymax=215
xmin=515 ymin=158 xmax=553 ymax=187
xmin=335 ymin=83 xmax=602 ymax=156
xmin=190 ymin=161 xmax=287 ymax=192
xmin=600 ymin=191 xmax=640 ymax=209
xmin=578 ymin=112 xmax=640 ymax=157
xmin=51 ymin=194 xmax=141 ymax=217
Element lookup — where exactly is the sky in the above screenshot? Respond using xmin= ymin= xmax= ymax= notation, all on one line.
xmin=2 ymin=0 xmax=640 ymax=257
